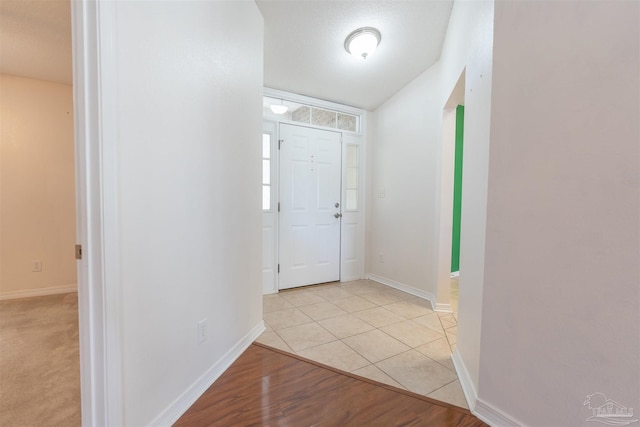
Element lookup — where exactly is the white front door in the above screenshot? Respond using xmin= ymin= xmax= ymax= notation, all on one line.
xmin=279 ymin=123 xmax=342 ymax=289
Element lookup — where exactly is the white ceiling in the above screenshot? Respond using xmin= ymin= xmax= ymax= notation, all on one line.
xmin=257 ymin=0 xmax=454 ymax=110
xmin=0 ymin=0 xmax=72 ymax=85
xmin=0 ymin=0 xmax=454 ymax=110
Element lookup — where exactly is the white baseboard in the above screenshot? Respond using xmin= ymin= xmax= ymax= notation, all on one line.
xmin=149 ymin=321 xmax=266 ymax=427
xmin=474 ymin=398 xmax=524 ymax=427
xmin=451 ymin=347 xmax=523 ymax=427
xmin=340 ymin=274 xmax=365 ymax=283
xmin=435 ymin=302 xmax=453 ymax=313
xmin=0 ymin=283 xmax=77 ymax=301
xmin=451 ymin=347 xmax=478 ymax=411
xmin=366 ymin=273 xmax=436 ymax=310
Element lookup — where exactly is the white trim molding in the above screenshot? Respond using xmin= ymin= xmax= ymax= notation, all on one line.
xmin=474 ymin=399 xmax=524 ymax=427
xmin=451 ymin=347 xmax=478 ymax=411
xmin=452 ymin=348 xmax=524 ymax=427
xmin=0 ymin=284 xmax=78 ymax=301
xmin=435 ymin=302 xmax=453 ymax=313
xmin=264 ymin=87 xmax=365 ymax=117
xmin=366 ymin=274 xmax=436 ymax=310
xmin=149 ymin=322 xmax=266 ymax=427
xmin=262 ymin=90 xmax=368 ymax=293
xmin=72 ymin=0 xmax=123 ymax=425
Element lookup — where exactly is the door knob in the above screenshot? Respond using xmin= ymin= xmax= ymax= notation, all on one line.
xmin=334 ymin=213 xmax=342 ymax=218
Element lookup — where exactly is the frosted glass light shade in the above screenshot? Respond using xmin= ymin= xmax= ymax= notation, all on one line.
xmin=270 ymin=104 xmax=288 ymax=114
xmin=345 ymin=27 xmax=381 ymax=60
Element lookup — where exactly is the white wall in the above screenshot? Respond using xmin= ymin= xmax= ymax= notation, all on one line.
xmin=478 ymin=1 xmax=639 ymax=425
xmin=366 ymin=1 xmax=494 ymax=392
xmin=111 ymin=2 xmax=263 ymax=424
xmin=366 ymin=63 xmax=442 ymax=296
xmin=368 ymin=2 xmax=639 ymax=425
xmin=0 ymin=75 xmax=77 ymax=298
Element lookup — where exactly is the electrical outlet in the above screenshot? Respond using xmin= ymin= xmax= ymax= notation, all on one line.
xmin=379 ymin=253 xmax=384 ymax=263
xmin=197 ymin=318 xmax=208 ymax=344
xmin=377 ymin=187 xmax=386 ymax=198
xmin=32 ymin=260 xmax=42 ymax=272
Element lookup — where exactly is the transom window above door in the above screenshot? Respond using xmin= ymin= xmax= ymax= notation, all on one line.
xmin=263 ymin=96 xmax=360 ymax=133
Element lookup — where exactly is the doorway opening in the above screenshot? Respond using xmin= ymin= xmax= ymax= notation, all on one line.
xmin=0 ymin=1 xmax=81 ymax=424
xmin=261 ymin=89 xmax=366 ymax=294
xmin=435 ymin=70 xmax=465 ymax=312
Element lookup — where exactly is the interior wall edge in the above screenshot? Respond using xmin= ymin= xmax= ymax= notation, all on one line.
xmin=451 ymin=347 xmax=477 ymax=410
xmin=452 ymin=347 xmax=525 ymax=427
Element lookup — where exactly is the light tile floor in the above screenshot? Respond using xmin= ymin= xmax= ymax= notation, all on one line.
xmin=257 ymin=279 xmax=466 ymax=409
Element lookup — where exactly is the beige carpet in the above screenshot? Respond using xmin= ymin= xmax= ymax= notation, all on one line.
xmin=0 ymin=292 xmax=80 ymax=426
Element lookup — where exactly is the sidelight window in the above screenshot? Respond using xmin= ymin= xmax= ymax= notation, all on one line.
xmin=345 ymin=145 xmax=358 ymax=210
xmin=262 ymin=133 xmax=271 ymax=211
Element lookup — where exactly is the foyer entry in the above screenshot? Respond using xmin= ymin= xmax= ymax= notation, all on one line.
xmin=278 ymin=124 xmax=342 ymax=289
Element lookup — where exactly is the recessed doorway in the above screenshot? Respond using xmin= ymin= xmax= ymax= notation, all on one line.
xmin=261 ymin=90 xmax=366 ymax=295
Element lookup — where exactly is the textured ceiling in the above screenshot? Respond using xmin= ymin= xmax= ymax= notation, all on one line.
xmin=0 ymin=0 xmax=72 ymax=85
xmin=0 ymin=0 xmax=453 ymax=110
xmin=257 ymin=0 xmax=454 ymax=110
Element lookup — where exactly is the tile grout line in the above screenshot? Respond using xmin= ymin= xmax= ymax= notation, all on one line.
xmin=270 ymin=327 xmax=296 ymax=354
xmin=425 ymin=377 xmax=460 ymax=396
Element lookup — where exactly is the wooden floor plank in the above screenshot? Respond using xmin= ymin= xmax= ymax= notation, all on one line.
xmin=175 ymin=343 xmax=487 ymax=427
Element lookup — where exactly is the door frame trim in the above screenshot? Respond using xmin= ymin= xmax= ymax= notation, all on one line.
xmin=72 ymin=0 xmax=123 ymax=424
xmin=261 ymin=88 xmax=367 ymax=293
xmin=265 ymin=87 xmax=364 ymax=116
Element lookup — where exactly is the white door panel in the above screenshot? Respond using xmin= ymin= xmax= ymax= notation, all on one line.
xmin=279 ymin=124 xmax=341 ymax=289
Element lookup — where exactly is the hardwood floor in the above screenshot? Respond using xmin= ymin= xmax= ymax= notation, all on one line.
xmin=176 ymin=343 xmax=487 ymax=426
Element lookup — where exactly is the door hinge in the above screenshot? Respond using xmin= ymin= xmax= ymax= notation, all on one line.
xmin=75 ymin=244 xmax=82 ymax=260
xmin=277 ymin=264 xmax=280 ymax=273
xmin=278 ymin=139 xmax=283 ymax=149
xmin=278 ymin=202 xmax=280 ymax=212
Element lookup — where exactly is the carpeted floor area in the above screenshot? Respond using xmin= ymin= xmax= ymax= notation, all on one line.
xmin=0 ymin=292 xmax=81 ymax=426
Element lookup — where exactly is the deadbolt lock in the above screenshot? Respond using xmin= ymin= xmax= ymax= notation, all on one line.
xmin=335 ymin=202 xmax=340 ymax=208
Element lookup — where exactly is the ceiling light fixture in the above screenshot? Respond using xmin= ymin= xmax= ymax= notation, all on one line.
xmin=269 ymin=99 xmax=289 ymax=115
xmin=344 ymin=27 xmax=381 ymax=60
